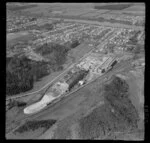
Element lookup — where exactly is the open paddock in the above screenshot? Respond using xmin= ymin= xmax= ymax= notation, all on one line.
xmin=7 ymin=32 xmax=35 ymax=46
xmin=68 ymin=43 xmax=93 ymax=63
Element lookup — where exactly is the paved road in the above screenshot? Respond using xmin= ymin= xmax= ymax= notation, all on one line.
xmin=6 ymin=29 xmax=116 ymax=101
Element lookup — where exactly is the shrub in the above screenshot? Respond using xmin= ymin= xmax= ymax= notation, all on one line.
xmin=6 ymin=56 xmax=48 ymax=95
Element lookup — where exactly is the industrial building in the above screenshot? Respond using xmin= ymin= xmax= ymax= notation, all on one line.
xmin=23 ymin=52 xmax=118 ymax=115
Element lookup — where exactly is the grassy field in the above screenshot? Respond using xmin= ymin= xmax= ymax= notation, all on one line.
xmin=81 ymin=10 xmax=110 ymax=18
xmin=7 ymin=32 xmax=35 ymax=46
xmin=68 ymin=42 xmax=93 ymax=63
xmin=125 ymin=69 xmax=144 ymax=130
xmin=22 ymin=3 xmax=93 ymax=16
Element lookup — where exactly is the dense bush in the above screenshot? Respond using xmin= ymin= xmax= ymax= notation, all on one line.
xmin=70 ymin=40 xmax=80 ymax=49
xmin=104 ymin=76 xmax=129 ymax=99
xmin=104 ymin=77 xmax=139 ymax=128
xmin=35 ymin=43 xmax=69 ymax=71
xmin=79 ymin=107 xmax=106 ymax=139
xmin=128 ymin=30 xmax=141 ymax=45
xmin=35 ymin=41 xmax=80 ymax=66
xmin=7 ymin=4 xmax=37 ymax=11
xmin=7 ymin=100 xmax=27 ymax=110
xmin=94 ymin=4 xmax=132 ymax=10
xmin=6 ymin=56 xmax=49 ymax=95
xmin=67 ymin=70 xmax=88 ymax=91
xmin=6 ymin=41 xmax=80 ymax=96
xmin=78 ymin=76 xmax=139 ymax=139
xmin=15 ymin=120 xmax=56 ymax=133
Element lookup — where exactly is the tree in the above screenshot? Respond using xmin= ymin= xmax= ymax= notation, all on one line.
xmin=71 ymin=40 xmax=80 ymax=49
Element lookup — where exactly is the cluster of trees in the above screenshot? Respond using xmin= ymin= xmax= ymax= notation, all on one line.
xmin=35 ymin=43 xmax=69 ymax=69
xmin=35 ymin=40 xmax=80 ymax=67
xmin=6 ymin=56 xmax=49 ymax=96
xmin=70 ymin=40 xmax=80 ymax=49
xmin=7 ymin=99 xmax=27 ymax=111
xmin=78 ymin=76 xmax=139 ymax=139
xmin=128 ymin=30 xmax=141 ymax=45
xmin=15 ymin=119 xmax=56 ymax=133
xmin=127 ymin=31 xmax=144 ymax=54
xmin=7 ymin=41 xmax=80 ymax=96
xmin=7 ymin=4 xmax=37 ymax=11
xmin=104 ymin=77 xmax=139 ymax=129
xmin=35 ymin=40 xmax=80 ymax=56
xmin=67 ymin=70 xmax=88 ymax=91
xmin=94 ymin=4 xmax=131 ymax=10
xmin=104 ymin=76 xmax=129 ymax=99
xmin=79 ymin=106 xmax=106 ymax=139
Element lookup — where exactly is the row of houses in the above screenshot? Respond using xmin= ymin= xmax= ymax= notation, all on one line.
xmin=33 ymin=22 xmax=111 ymax=46
xmin=99 ymin=13 xmax=145 ymax=25
xmin=7 ymin=12 xmax=37 ymax=32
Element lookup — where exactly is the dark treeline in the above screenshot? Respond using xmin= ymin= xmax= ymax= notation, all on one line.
xmin=6 ymin=99 xmax=27 ymax=111
xmin=67 ymin=70 xmax=89 ymax=91
xmin=15 ymin=119 xmax=56 ymax=133
xmin=6 ymin=56 xmax=49 ymax=96
xmin=104 ymin=76 xmax=129 ymax=99
xmin=7 ymin=4 xmax=37 ymax=11
xmin=35 ymin=40 xmax=80 ymax=67
xmin=94 ymin=4 xmax=132 ymax=10
xmin=6 ymin=40 xmax=80 ymax=96
xmin=35 ymin=40 xmax=80 ymax=56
